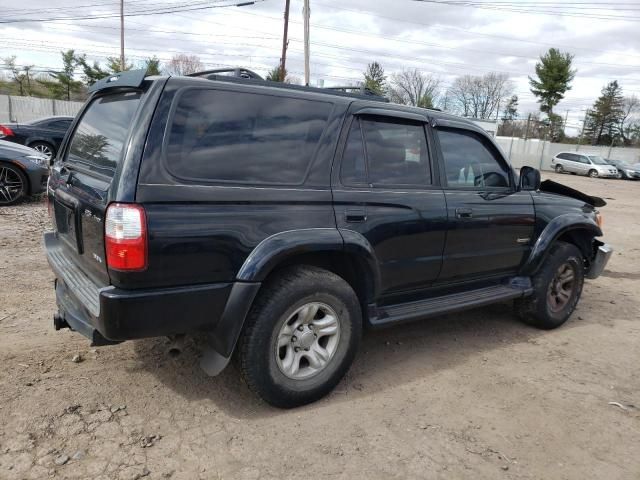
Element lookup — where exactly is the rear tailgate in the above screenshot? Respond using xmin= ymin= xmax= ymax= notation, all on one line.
xmin=49 ymin=91 xmax=144 ymax=286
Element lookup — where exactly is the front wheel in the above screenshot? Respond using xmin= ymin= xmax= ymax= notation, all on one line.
xmin=616 ymin=170 xmax=625 ymax=179
xmin=0 ymin=163 xmax=28 ymax=206
xmin=515 ymin=242 xmax=584 ymax=330
xmin=237 ymin=266 xmax=362 ymax=408
xmin=555 ymin=164 xmax=564 ymax=174
xmin=588 ymin=169 xmax=599 ymax=178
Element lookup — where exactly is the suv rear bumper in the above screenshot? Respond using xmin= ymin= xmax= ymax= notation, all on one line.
xmin=45 ymin=232 xmax=260 ymax=354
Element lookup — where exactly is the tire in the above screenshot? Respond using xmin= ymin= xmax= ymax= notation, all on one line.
xmin=237 ymin=265 xmax=362 ymax=408
xmin=588 ymin=169 xmax=599 ymax=178
xmin=616 ymin=170 xmax=625 ymax=180
xmin=555 ymin=164 xmax=564 ymax=174
xmin=29 ymin=141 xmax=55 ymax=161
xmin=0 ymin=163 xmax=28 ymax=206
xmin=515 ymin=242 xmax=584 ymax=330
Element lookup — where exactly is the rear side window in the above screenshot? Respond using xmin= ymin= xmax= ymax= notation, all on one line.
xmin=166 ymin=89 xmax=332 ymax=185
xmin=340 ymin=116 xmax=431 ymax=187
xmin=437 ymin=128 xmax=510 ymax=188
xmin=66 ymin=92 xmax=141 ymax=176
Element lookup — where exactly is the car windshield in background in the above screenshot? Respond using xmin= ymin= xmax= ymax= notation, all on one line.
xmin=588 ymin=155 xmax=609 ymax=165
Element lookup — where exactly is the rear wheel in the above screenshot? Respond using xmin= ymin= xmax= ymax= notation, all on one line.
xmin=616 ymin=169 xmax=625 ymax=179
xmin=0 ymin=163 xmax=27 ymax=206
xmin=237 ymin=266 xmax=362 ymax=408
xmin=29 ymin=141 xmax=55 ymax=161
xmin=555 ymin=164 xmax=564 ymax=174
xmin=515 ymin=242 xmax=584 ymax=329
xmin=588 ymin=169 xmax=599 ymax=178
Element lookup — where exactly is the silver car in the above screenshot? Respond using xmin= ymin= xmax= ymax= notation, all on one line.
xmin=551 ymin=152 xmax=619 ymax=178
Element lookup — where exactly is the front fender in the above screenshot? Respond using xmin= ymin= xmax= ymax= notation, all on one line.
xmin=521 ymin=213 xmax=602 ymax=275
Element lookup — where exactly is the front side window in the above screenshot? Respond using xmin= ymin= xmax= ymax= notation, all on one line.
xmin=166 ymin=89 xmax=332 ymax=185
xmin=437 ymin=128 xmax=510 ymax=188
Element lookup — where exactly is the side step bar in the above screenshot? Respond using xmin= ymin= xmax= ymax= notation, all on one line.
xmin=369 ymin=282 xmax=533 ymax=327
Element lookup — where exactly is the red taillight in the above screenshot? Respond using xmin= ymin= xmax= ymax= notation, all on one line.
xmin=0 ymin=125 xmax=14 ymax=137
xmin=105 ymin=203 xmax=147 ymax=271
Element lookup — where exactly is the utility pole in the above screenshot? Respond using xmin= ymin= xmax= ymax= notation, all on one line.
xmin=120 ymin=0 xmax=125 ymax=71
xmin=303 ymin=0 xmax=310 ymax=86
xmin=524 ymin=113 xmax=532 ymax=141
xmin=576 ymin=110 xmax=589 ymax=152
xmin=279 ymin=0 xmax=291 ymax=82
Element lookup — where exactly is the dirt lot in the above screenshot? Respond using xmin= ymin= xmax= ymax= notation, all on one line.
xmin=0 ymin=172 xmax=638 ymax=480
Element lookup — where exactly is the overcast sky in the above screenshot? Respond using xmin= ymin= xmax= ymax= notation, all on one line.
xmin=2 ymin=0 xmax=640 ymax=133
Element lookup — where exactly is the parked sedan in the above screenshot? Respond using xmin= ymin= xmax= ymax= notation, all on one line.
xmin=0 ymin=140 xmax=49 ymax=205
xmin=0 ymin=116 xmax=73 ymax=161
xmin=551 ymin=152 xmax=619 ymax=178
xmin=605 ymin=158 xmax=640 ymax=180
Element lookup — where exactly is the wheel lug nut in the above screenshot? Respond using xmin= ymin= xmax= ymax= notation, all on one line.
xmin=291 ymin=336 xmax=297 ymax=342
xmin=298 ymin=325 xmax=304 ymax=331
xmin=294 ymin=347 xmax=300 ymax=352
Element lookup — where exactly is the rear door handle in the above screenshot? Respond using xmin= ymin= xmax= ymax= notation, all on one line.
xmin=345 ymin=208 xmax=367 ymax=223
xmin=455 ymin=207 xmax=473 ymax=219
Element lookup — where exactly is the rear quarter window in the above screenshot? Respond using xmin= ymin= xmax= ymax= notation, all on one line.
xmin=66 ymin=92 xmax=142 ymax=176
xmin=165 ymin=88 xmax=332 ymax=185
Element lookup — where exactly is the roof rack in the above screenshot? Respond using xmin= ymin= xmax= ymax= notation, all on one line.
xmin=187 ymin=67 xmax=388 ymax=103
xmin=188 ymin=67 xmax=264 ymax=80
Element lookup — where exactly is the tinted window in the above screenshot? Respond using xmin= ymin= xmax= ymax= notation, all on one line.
xmin=340 ymin=120 xmax=367 ymax=185
xmin=51 ymin=119 xmax=72 ymax=130
xmin=360 ymin=118 xmax=430 ymax=186
xmin=166 ymin=89 xmax=332 ymax=184
xmin=67 ymin=92 xmax=141 ymax=176
xmin=557 ymin=153 xmax=569 ymax=160
xmin=438 ymin=128 xmax=510 ymax=188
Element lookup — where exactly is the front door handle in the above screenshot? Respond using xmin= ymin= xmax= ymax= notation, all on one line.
xmin=345 ymin=208 xmax=367 ymax=223
xmin=455 ymin=207 xmax=473 ymax=219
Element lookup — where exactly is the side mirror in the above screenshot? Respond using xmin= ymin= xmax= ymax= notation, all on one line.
xmin=519 ymin=166 xmax=541 ymax=191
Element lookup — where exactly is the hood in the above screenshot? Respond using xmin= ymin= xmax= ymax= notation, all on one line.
xmin=540 ymin=180 xmax=606 ymax=207
xmin=0 ymin=139 xmax=40 ymax=158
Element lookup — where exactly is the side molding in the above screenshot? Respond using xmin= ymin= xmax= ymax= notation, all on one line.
xmin=521 ymin=213 xmax=602 ymax=275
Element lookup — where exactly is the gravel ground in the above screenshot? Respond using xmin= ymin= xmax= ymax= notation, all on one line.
xmin=0 ymin=172 xmax=639 ymax=480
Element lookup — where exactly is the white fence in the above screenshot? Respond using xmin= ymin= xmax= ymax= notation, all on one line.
xmin=0 ymin=95 xmax=83 ymax=123
xmin=496 ymin=136 xmax=640 ymax=171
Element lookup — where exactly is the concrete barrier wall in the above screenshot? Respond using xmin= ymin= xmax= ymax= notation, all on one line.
xmin=0 ymin=95 xmax=83 ymax=123
xmin=496 ymin=136 xmax=640 ymax=171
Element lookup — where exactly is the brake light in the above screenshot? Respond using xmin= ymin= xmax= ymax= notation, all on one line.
xmin=105 ymin=203 xmax=147 ymax=271
xmin=0 ymin=125 xmax=14 ymax=137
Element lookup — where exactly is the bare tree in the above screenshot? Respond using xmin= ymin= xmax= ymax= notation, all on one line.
xmin=164 ymin=54 xmax=204 ymax=76
xmin=620 ymin=95 xmax=640 ymax=145
xmin=388 ymin=68 xmax=441 ymax=108
xmin=448 ymin=72 xmax=513 ymax=119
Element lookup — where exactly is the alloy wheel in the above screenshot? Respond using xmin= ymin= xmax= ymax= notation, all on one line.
xmin=33 ymin=144 xmax=53 ymax=160
xmin=547 ymin=263 xmax=576 ymax=313
xmin=0 ymin=166 xmax=24 ymax=204
xmin=275 ymin=302 xmax=341 ymax=380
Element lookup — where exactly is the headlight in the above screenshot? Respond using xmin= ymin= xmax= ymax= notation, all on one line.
xmin=626 ymin=170 xmax=635 ymax=175
xmin=595 ymin=211 xmax=603 ymax=229
xmin=24 ymin=154 xmax=49 ymax=167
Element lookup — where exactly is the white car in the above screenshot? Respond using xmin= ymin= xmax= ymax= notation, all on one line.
xmin=551 ymin=152 xmax=619 ymax=178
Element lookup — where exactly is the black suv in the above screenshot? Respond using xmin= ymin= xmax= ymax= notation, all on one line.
xmin=44 ymin=69 xmax=612 ymax=408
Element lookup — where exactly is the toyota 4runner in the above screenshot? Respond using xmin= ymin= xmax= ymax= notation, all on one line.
xmin=44 ymin=69 xmax=613 ymax=408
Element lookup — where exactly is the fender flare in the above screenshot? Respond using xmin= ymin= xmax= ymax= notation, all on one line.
xmin=236 ymin=227 xmax=381 ymax=297
xmin=521 ymin=213 xmax=602 ymax=275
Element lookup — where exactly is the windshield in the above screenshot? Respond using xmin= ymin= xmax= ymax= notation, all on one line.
xmin=588 ymin=155 xmax=609 ymax=165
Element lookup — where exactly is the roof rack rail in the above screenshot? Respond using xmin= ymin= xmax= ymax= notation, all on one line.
xmin=186 ymin=67 xmax=388 ymax=103
xmin=188 ymin=67 xmax=264 ymax=80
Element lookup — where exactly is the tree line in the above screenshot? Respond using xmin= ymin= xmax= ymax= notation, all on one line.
xmin=2 ymin=47 xmax=639 ymax=147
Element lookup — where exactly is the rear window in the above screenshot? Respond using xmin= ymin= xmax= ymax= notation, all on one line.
xmin=165 ymin=89 xmax=332 ymax=185
xmin=66 ymin=92 xmax=142 ymax=176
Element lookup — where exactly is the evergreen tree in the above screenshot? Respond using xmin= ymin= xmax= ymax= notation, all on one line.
xmin=584 ymin=81 xmax=625 ymax=145
xmin=529 ymin=48 xmax=576 ymax=116
xmin=143 ymin=56 xmax=162 ymax=76
xmin=502 ymin=95 xmax=519 ymax=120
xmin=363 ymin=62 xmax=386 ymax=95
xmin=38 ymin=50 xmax=83 ymax=100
